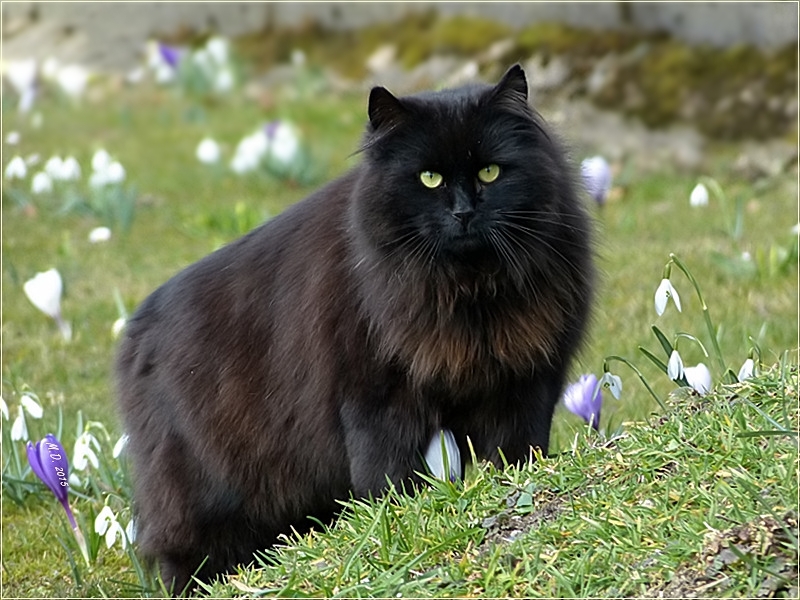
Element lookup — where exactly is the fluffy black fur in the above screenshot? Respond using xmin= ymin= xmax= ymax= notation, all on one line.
xmin=115 ymin=65 xmax=595 ymax=594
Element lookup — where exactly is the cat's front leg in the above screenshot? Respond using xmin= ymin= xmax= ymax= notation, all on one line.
xmin=338 ymin=397 xmax=430 ymax=497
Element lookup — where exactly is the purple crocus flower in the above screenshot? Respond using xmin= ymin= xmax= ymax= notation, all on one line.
xmin=581 ymin=156 xmax=612 ymax=205
xmin=27 ymin=434 xmax=89 ymax=563
xmin=562 ymin=374 xmax=602 ymax=430
xmin=158 ymin=42 xmax=182 ymax=69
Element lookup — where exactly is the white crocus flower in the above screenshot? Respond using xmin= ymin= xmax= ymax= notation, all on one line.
xmin=5 ymin=156 xmax=27 ymax=180
xmin=600 ymin=371 xmax=623 ymax=399
xmin=73 ymin=431 xmax=100 ymax=471
xmin=684 ymin=363 xmax=712 ymax=396
xmin=56 ymin=64 xmax=90 ymax=101
xmin=196 ymin=137 xmax=221 ymax=164
xmin=654 ymin=278 xmax=682 ymax=316
xmin=737 ymin=358 xmax=755 ymax=382
xmin=424 ymin=429 xmax=461 ymax=482
xmin=88 ymin=226 xmax=112 ymax=243
xmin=667 ymin=350 xmax=685 ymax=381
xmin=94 ymin=506 xmax=128 ymax=549
xmin=24 ymin=268 xmax=71 ymax=340
xmin=689 ymin=183 xmax=709 ymax=207
xmin=31 ymin=171 xmax=53 ymax=194
xmin=20 ymin=394 xmax=43 ymax=419
xmin=11 ymin=406 xmax=28 ymax=441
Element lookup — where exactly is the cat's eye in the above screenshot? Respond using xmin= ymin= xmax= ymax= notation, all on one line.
xmin=420 ymin=170 xmax=444 ymax=189
xmin=477 ymin=164 xmax=500 ymax=184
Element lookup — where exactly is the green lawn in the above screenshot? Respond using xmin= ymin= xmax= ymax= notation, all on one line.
xmin=2 ymin=62 xmax=797 ymax=597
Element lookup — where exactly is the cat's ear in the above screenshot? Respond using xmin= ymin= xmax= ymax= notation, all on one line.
xmin=368 ymin=86 xmax=407 ymax=131
xmin=492 ymin=64 xmax=529 ymax=104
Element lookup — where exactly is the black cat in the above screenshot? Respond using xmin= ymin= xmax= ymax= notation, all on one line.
xmin=115 ymin=64 xmax=595 ymax=594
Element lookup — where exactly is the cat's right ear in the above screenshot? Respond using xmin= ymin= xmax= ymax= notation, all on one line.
xmin=368 ymin=87 xmax=407 ymax=131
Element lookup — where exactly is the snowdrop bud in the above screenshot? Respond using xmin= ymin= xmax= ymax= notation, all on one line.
xmin=31 ymin=171 xmax=53 ymax=194
xmin=5 ymin=156 xmax=27 ymax=180
xmin=690 ymin=183 xmax=709 ymax=207
xmin=20 ymin=394 xmax=43 ymax=419
xmin=196 ymin=137 xmax=221 ymax=164
xmin=667 ymin=350 xmax=685 ymax=381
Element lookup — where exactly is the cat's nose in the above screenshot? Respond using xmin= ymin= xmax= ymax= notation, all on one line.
xmin=451 ymin=209 xmax=474 ymax=229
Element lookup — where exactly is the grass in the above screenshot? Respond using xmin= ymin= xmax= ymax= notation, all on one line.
xmin=2 ymin=45 xmax=799 ymax=597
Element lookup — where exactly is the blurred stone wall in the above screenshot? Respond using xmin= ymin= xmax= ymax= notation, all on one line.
xmin=2 ymin=2 xmax=797 ymax=70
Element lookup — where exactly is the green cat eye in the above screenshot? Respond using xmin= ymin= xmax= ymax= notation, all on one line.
xmin=420 ymin=170 xmax=444 ymax=189
xmin=477 ymin=164 xmax=500 ymax=184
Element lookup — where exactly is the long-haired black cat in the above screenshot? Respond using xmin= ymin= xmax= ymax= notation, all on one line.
xmin=116 ymin=64 xmax=595 ymax=594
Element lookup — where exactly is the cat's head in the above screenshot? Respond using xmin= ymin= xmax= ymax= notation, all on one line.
xmin=352 ymin=65 xmax=588 ymax=289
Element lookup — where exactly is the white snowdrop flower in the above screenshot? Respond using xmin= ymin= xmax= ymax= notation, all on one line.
xmin=213 ymin=66 xmax=235 ymax=94
xmin=600 ymin=371 xmax=623 ymax=400
xmin=690 ymin=183 xmax=709 ymax=207
xmin=5 ymin=131 xmax=21 ymax=145
xmin=89 ymin=171 xmax=108 ymax=189
xmin=6 ymin=58 xmax=37 ymax=112
xmin=0 ymin=397 xmax=8 ymax=421
xmin=196 ymin=137 xmax=221 ymax=164
xmin=112 ymin=433 xmax=129 ymax=459
xmin=94 ymin=506 xmax=127 ymax=549
xmin=667 ymin=350 xmax=685 ymax=381
xmin=265 ymin=121 xmax=299 ymax=165
xmin=111 ymin=317 xmax=126 ymax=339
xmin=737 ymin=358 xmax=755 ymax=382
xmin=68 ymin=473 xmax=83 ymax=488
xmin=73 ymin=431 xmax=100 ymax=471
xmin=231 ymin=130 xmax=268 ymax=174
xmin=105 ymin=161 xmax=126 ymax=184
xmin=5 ymin=156 xmax=27 ymax=180
xmin=423 ymin=429 xmax=461 ymax=482
xmin=56 ymin=64 xmax=90 ymax=101
xmin=88 ymin=226 xmax=112 ymax=243
xmin=125 ymin=518 xmax=137 ymax=543
xmin=60 ymin=156 xmax=81 ymax=181
xmin=44 ymin=156 xmax=65 ymax=180
xmin=205 ymin=36 xmax=230 ymax=65
xmin=20 ymin=394 xmax=43 ymax=419
xmin=11 ymin=406 xmax=28 ymax=441
xmin=31 ymin=171 xmax=53 ymax=194
xmin=654 ymin=278 xmax=682 ymax=316
xmin=91 ymin=149 xmax=112 ymax=173
xmin=23 ymin=268 xmax=63 ymax=320
xmin=684 ymin=363 xmax=712 ymax=396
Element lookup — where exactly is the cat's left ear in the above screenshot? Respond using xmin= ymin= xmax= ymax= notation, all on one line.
xmin=491 ymin=64 xmax=529 ymax=104
xmin=368 ymin=86 xmax=408 ymax=131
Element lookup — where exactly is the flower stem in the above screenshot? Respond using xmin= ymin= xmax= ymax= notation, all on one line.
xmin=668 ymin=254 xmax=727 ymax=373
xmin=604 ymin=355 xmax=666 ymax=411
xmin=60 ymin=498 xmax=90 ymax=566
